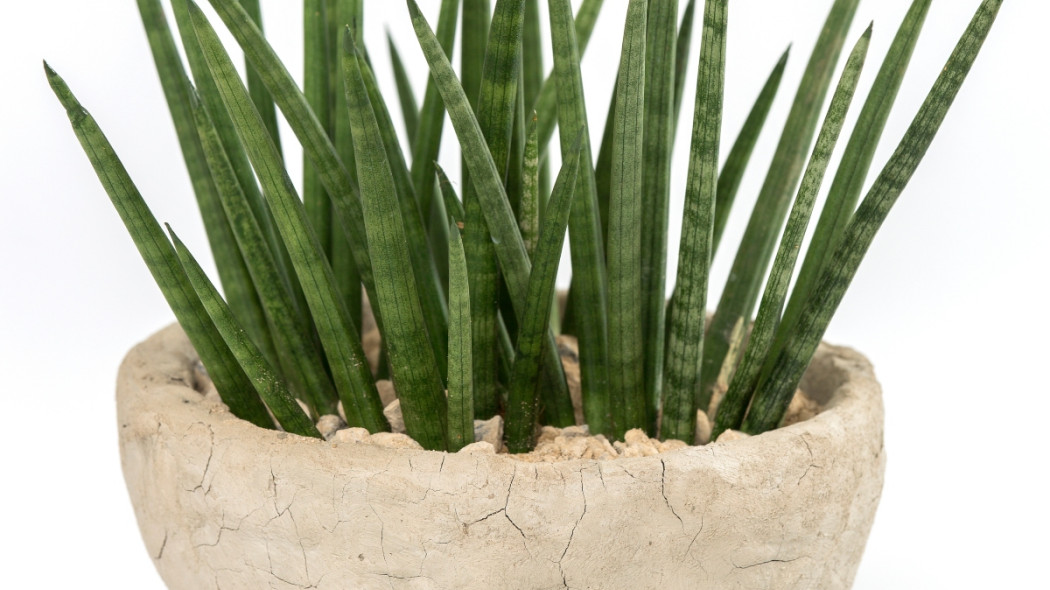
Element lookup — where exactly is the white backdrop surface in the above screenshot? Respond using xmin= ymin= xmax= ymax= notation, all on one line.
xmin=1 ymin=0 xmax=1046 ymax=587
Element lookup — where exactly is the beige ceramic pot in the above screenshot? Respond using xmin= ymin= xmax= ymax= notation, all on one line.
xmin=118 ymin=323 xmax=885 ymax=590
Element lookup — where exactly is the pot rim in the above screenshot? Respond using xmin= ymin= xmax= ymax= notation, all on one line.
xmin=117 ymin=322 xmax=883 ymax=470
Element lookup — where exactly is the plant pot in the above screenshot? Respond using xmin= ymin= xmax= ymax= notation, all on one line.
xmin=118 ymin=323 xmax=885 ymax=590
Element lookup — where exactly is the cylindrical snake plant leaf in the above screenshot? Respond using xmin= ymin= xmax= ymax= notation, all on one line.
xmin=744 ymin=0 xmax=1003 ymax=434
xmin=46 ymin=63 xmax=273 ymax=430
xmin=661 ymin=0 xmax=727 ymax=444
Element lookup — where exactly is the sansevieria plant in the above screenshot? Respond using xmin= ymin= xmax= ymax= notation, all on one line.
xmin=48 ymin=0 xmax=1001 ymax=452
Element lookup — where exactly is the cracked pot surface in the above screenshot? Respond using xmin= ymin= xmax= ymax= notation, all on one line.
xmin=118 ymin=324 xmax=884 ymax=589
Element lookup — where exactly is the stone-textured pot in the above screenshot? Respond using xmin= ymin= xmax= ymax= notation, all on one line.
xmin=118 ymin=324 xmax=885 ymax=590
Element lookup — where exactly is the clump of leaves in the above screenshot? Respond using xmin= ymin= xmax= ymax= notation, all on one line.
xmin=49 ymin=0 xmax=1001 ymax=451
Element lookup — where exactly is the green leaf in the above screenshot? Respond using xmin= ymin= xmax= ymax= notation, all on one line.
xmin=660 ymin=0 xmax=727 ymax=443
xmin=387 ymin=33 xmax=420 ymax=146
xmin=202 ymin=0 xmax=382 ymax=337
xmin=304 ymin=0 xmax=333 ymax=258
xmin=409 ymin=0 xmax=460 ymax=264
xmin=547 ymin=0 xmax=611 ymax=437
xmin=505 ymin=137 xmax=582 ymax=452
xmin=672 ymin=0 xmax=696 ymax=126
xmin=190 ymin=90 xmax=340 ymax=419
xmin=435 ymin=164 xmax=467 ymax=221
xmin=713 ymin=26 xmax=871 ymax=439
xmin=170 ymin=0 xmax=300 ymax=317
xmin=436 ymin=163 xmax=520 ymax=387
xmin=136 ymin=0 xmax=277 ymax=366
xmin=462 ymin=0 xmax=492 ymax=113
xmin=446 ymin=220 xmax=474 ymax=452
xmin=744 ymin=0 xmax=1004 ymax=434
xmin=464 ymin=0 xmax=527 ymax=421
xmin=520 ymin=111 xmax=541 ymax=259
xmin=237 ymin=0 xmax=283 ymax=154
xmin=188 ymin=2 xmax=387 ymax=432
xmin=344 ymin=30 xmax=448 ymax=450
xmin=357 ymin=48 xmax=451 ymax=379
xmin=639 ymin=0 xmax=679 ymax=433
xmin=698 ymin=0 xmax=861 ymax=412
xmin=46 ymin=63 xmax=273 ymax=429
xmin=328 ymin=0 xmax=364 ymax=328
xmin=169 ymin=226 xmax=322 ymax=438
xmin=712 ymin=47 xmax=789 ymax=254
xmin=407 ymin=0 xmax=572 ymax=420
xmin=533 ymin=0 xmax=606 ymax=153
xmin=522 ymin=0 xmax=549 ymax=199
xmin=606 ymin=0 xmax=648 ymax=439
xmin=777 ymin=0 xmax=932 ymax=354
xmin=592 ymin=73 xmax=618 ymax=248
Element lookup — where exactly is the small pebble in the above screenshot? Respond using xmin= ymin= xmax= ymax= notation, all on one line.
xmin=715 ymin=429 xmax=750 ymax=443
xmin=368 ymin=432 xmax=423 ymax=450
xmin=473 ymin=415 xmax=503 ymax=448
xmin=458 ymin=441 xmax=496 ymax=455
xmin=331 ymin=427 xmax=370 ymax=444
xmin=383 ymin=399 xmax=405 ymax=434
xmin=695 ymin=410 xmax=712 ymax=446
xmin=316 ymin=414 xmax=347 ymax=440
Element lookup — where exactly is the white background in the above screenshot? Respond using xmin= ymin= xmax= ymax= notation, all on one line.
xmin=2 ymin=0 xmax=1046 ymax=587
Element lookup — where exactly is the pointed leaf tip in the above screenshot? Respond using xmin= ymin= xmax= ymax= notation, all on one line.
xmin=406 ymin=0 xmax=421 ymax=19
xmin=343 ymin=25 xmax=359 ymax=55
xmin=186 ymin=0 xmax=204 ymax=18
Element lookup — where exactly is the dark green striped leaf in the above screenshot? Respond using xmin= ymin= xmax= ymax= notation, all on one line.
xmin=409 ymin=0 xmax=460 ymax=261
xmin=714 ymin=27 xmax=871 ymax=439
xmin=506 ymin=138 xmax=582 ymax=452
xmin=170 ymin=0 xmax=300 ymax=317
xmin=522 ymin=0 xmax=549 ymax=199
xmin=464 ymin=0 xmax=526 ymax=421
xmin=672 ymin=0 xmax=696 ymax=126
xmin=202 ymin=0 xmax=383 ymax=337
xmin=520 ymin=111 xmax=541 ymax=258
xmin=387 ymin=33 xmax=420 ymax=145
xmin=304 ymin=0 xmax=333 ymax=258
xmin=169 ymin=227 xmax=322 ymax=438
xmin=190 ymin=91 xmax=340 ymax=418
xmin=639 ymin=0 xmax=679 ymax=434
xmin=698 ymin=0 xmax=861 ymax=412
xmin=357 ymin=50 xmax=451 ymax=378
xmin=46 ymin=63 xmax=273 ymax=429
xmin=606 ymin=0 xmax=648 ymax=439
xmin=547 ymin=0 xmax=611 ymax=436
xmin=712 ymin=48 xmax=789 ymax=254
xmin=407 ymin=0 xmax=572 ymax=420
xmin=237 ymin=0 xmax=282 ymax=154
xmin=777 ymin=0 xmax=932 ymax=352
xmin=533 ymin=0 xmax=605 ymax=153
xmin=137 ymin=0 xmax=276 ymax=365
xmin=744 ymin=0 xmax=1003 ymax=434
xmin=661 ymin=0 xmax=727 ymax=443
xmin=188 ymin=2 xmax=387 ymax=432
xmin=446 ymin=220 xmax=474 ymax=451
xmin=328 ymin=0 xmax=364 ymax=328
xmin=344 ymin=30 xmax=448 ymax=450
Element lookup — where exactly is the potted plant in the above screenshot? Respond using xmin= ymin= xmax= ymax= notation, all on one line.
xmin=48 ymin=0 xmax=1001 ymax=587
